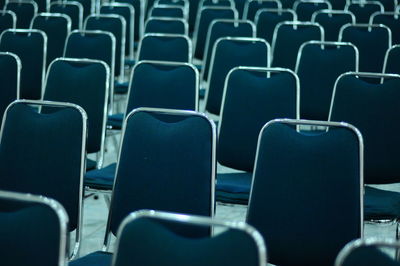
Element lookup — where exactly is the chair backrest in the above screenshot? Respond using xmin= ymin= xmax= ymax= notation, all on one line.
xmin=0 ymin=10 xmax=16 ymax=35
xmin=115 ymin=0 xmax=145 ymax=42
xmin=345 ymin=1 xmax=384 ymax=23
xmin=137 ymin=33 xmax=192 ymax=62
xmin=218 ymin=67 xmax=299 ymax=171
xmin=243 ymin=0 xmax=281 ymax=20
xmin=43 ymin=58 xmax=109 ymax=167
xmin=255 ymin=8 xmax=297 ymax=44
xmin=329 ymin=72 xmax=400 ymax=184
xmin=293 ymin=0 xmax=331 ymax=21
xmin=383 ymin=44 xmax=400 ymax=74
xmin=205 ymin=37 xmax=270 ymax=115
xmin=247 ymin=119 xmax=363 ymax=265
xmin=103 ymin=108 xmax=216 ymax=248
xmin=125 ymin=60 xmax=198 ymax=115
xmin=295 ymin=41 xmax=358 ymax=120
xmin=31 ymin=0 xmax=49 ymax=12
xmin=50 ymin=1 xmax=83 ymax=30
xmin=379 ymin=0 xmax=398 ymax=11
xmin=0 ymin=29 xmax=46 ymax=100
xmin=31 ymin=13 xmax=72 ymax=68
xmin=311 ymin=10 xmax=355 ymax=41
xmin=202 ymin=19 xmax=256 ymax=81
xmin=339 ymin=23 xmax=391 ymax=73
xmin=272 ymin=21 xmax=324 ymax=70
xmin=0 ymin=100 xmax=87 ymax=258
xmin=193 ymin=6 xmax=237 ymax=59
xmin=145 ymin=17 xmax=188 ymax=35
xmin=156 ymin=0 xmax=189 ymax=9
xmin=0 ymin=190 xmax=68 ymax=266
xmin=370 ymin=11 xmax=400 ymax=44
xmin=329 ymin=0 xmax=347 ymax=9
xmin=149 ymin=5 xmax=187 ymax=19
xmin=112 ymin=210 xmax=267 ymax=266
xmin=5 ymin=1 xmax=38 ymax=28
xmin=74 ymin=0 xmax=94 ymax=20
xmin=0 ymin=52 xmax=20 ymax=117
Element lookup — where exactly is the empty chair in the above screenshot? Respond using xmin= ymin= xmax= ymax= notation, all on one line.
xmin=216 ymin=67 xmax=299 ymax=204
xmin=0 ymin=29 xmax=46 ymax=100
xmin=339 ymin=24 xmax=391 ymax=73
xmin=377 ymin=0 xmax=398 ymax=11
xmin=370 ymin=11 xmax=400 ymax=44
xmin=193 ymin=6 xmax=237 ymax=60
xmin=31 ymin=13 xmax=71 ymax=68
xmin=145 ymin=17 xmax=188 ymax=35
xmin=156 ymin=0 xmax=189 ymax=8
xmin=31 ymin=0 xmax=49 ymax=12
xmin=74 ymin=0 xmax=94 ymax=20
xmin=137 ymin=33 xmax=192 ymax=62
xmin=50 ymin=1 xmax=83 ymax=30
xmin=272 ymin=21 xmax=324 ymax=70
xmin=149 ymin=5 xmax=187 ymax=19
xmin=205 ymin=37 xmax=270 ymax=115
xmin=255 ymin=8 xmax=297 ymax=44
xmin=383 ymin=44 xmax=400 ymax=74
xmin=243 ymin=0 xmax=281 ymax=20
xmin=112 ymin=210 xmax=267 ymax=266
xmin=5 ymin=1 xmax=38 ymax=28
xmin=0 ymin=10 xmax=16 ymax=35
xmin=311 ymin=10 xmax=355 ymax=41
xmin=293 ymin=0 xmax=331 ymax=21
xmin=0 ymin=100 xmax=87 ymax=259
xmin=247 ymin=119 xmax=363 ymax=265
xmin=198 ymin=0 xmax=234 ymax=9
xmin=345 ymin=1 xmax=383 ymax=23
xmin=0 ymin=52 xmax=20 ymax=117
xmin=280 ymin=0 xmax=296 ymax=8
xmin=0 ymin=190 xmax=69 ymax=266
xmin=329 ymin=0 xmax=347 ymax=10
xmin=295 ymin=41 xmax=358 ymax=120
xmin=115 ymin=0 xmax=145 ymax=43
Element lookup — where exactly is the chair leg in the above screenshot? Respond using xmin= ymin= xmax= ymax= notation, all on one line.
xmin=396 ymin=220 xmax=400 ymax=260
xmin=103 ymin=194 xmax=111 ymax=209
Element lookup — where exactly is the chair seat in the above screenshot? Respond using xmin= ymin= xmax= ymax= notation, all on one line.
xmin=341 ymin=246 xmax=399 ymax=266
xmin=215 ymin=172 xmax=252 ymax=204
xmin=69 ymin=251 xmax=113 ymax=266
xmin=364 ymin=186 xmax=400 ymax=220
xmin=84 ymin=163 xmax=117 ymax=190
xmin=86 ymin=158 xmax=97 ymax=171
xmin=114 ymin=82 xmax=129 ymax=94
xmin=125 ymin=57 xmax=136 ymax=67
xmin=199 ymin=88 xmax=206 ymax=99
xmin=107 ymin=113 xmax=124 ymax=129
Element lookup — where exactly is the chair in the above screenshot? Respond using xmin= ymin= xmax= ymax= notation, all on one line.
xmin=137 ymin=33 xmax=192 ymax=63
xmin=31 ymin=0 xmax=49 ymax=12
xmin=31 ymin=13 xmax=72 ymax=68
xmin=0 ymin=52 xmax=20 ymax=118
xmin=144 ymin=17 xmax=188 ymax=35
xmin=271 ymin=21 xmax=324 ymax=70
xmin=115 ymin=0 xmax=145 ymax=43
xmin=329 ymin=72 xmax=400 ymax=221
xmin=149 ymin=5 xmax=187 ymax=19
xmin=255 ymin=8 xmax=297 ymax=44
xmin=295 ymin=41 xmax=358 ymax=120
xmin=216 ymin=67 xmax=299 ymax=204
xmin=0 ymin=29 xmax=46 ymax=100
xmin=345 ymin=1 xmax=384 ymax=23
xmin=112 ymin=210 xmax=267 ymax=266
xmin=5 ymin=1 xmax=38 ymax=28
xmin=43 ymin=58 xmax=109 ymax=170
xmin=370 ymin=11 xmax=400 ymax=44
xmin=280 ymin=0 xmax=296 ymax=8
xmin=247 ymin=118 xmax=363 ymax=265
xmin=383 ymin=44 xmax=400 ymax=74
xmin=202 ymin=19 xmax=256 ymax=81
xmin=205 ymin=37 xmax=270 ymax=115
xmin=0 ymin=10 xmax=16 ymax=36
xmin=72 ymin=108 xmax=216 ymax=265
xmin=50 ymin=1 xmax=83 ymax=30
xmin=293 ymin=0 xmax=331 ymax=21
xmin=339 ymin=24 xmax=391 ymax=73
xmin=0 ymin=100 xmax=87 ymax=259
xmin=156 ymin=0 xmax=189 ymax=9
xmin=377 ymin=0 xmax=398 ymax=11
xmin=0 ymin=190 xmax=69 ymax=266
xmin=193 ymin=6 xmax=237 ymax=60
xmin=311 ymin=10 xmax=355 ymax=41
xmin=74 ymin=0 xmax=94 ymax=20
xmin=243 ymin=0 xmax=281 ymax=21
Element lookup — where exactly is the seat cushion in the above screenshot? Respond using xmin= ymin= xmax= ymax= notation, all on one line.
xmin=199 ymin=88 xmax=206 ymax=99
xmin=84 ymin=163 xmax=117 ymax=190
xmin=125 ymin=59 xmax=136 ymax=67
xmin=342 ymin=246 xmax=399 ymax=266
xmin=364 ymin=186 xmax=400 ymax=220
xmin=215 ymin=172 xmax=252 ymax=204
xmin=69 ymin=251 xmax=113 ymax=266
xmin=86 ymin=158 xmax=97 ymax=171
xmin=114 ymin=82 xmax=129 ymax=94
xmin=107 ymin=113 xmax=124 ymax=129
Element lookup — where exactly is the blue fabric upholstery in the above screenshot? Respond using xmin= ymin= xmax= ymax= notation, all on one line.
xmin=0 ymin=11 xmax=15 ymax=35
xmin=86 ymin=158 xmax=97 ymax=170
xmin=280 ymin=0 xmax=296 ymax=8
xmin=247 ymin=122 xmax=361 ymax=265
xmin=74 ymin=0 xmax=92 ymax=20
xmin=364 ymin=186 xmax=400 ymax=220
xmin=114 ymin=81 xmax=129 ymax=94
xmin=0 ymin=53 xmax=18 ymax=118
xmin=107 ymin=113 xmax=123 ymax=129
xmin=138 ymin=35 xmax=190 ymax=62
xmin=376 ymin=0 xmax=397 ymax=11
xmin=85 ymin=163 xmax=116 ymax=190
xmin=384 ymin=46 xmax=400 ymax=74
xmin=244 ymin=0 xmax=279 ymax=20
xmin=50 ymin=3 xmax=82 ymax=30
xmin=295 ymin=1 xmax=330 ymax=21
xmin=347 ymin=3 xmax=382 ymax=23
xmin=150 ymin=6 xmax=184 ymax=18
xmin=216 ymin=172 xmax=252 ymax=204
xmin=69 ymin=251 xmax=112 ymax=266
xmin=5 ymin=2 xmax=35 ymax=28
xmin=372 ymin=13 xmax=400 ymax=44
xmin=145 ymin=18 xmax=186 ymax=35
xmin=114 ymin=0 xmax=141 ymax=42
xmin=329 ymin=0 xmax=346 ymax=9
xmin=256 ymin=9 xmax=295 ymax=44
xmin=341 ymin=246 xmax=400 ymax=266
xmin=313 ymin=12 xmax=354 ymax=41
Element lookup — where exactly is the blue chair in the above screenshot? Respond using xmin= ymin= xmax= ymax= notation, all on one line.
xmin=271 ymin=21 xmax=324 ymax=70
xmin=0 ymin=100 xmax=87 ymax=259
xmin=329 ymin=0 xmax=348 ymax=10
xmin=144 ymin=17 xmax=188 ymax=35
xmin=112 ymin=210 xmax=267 ymax=266
xmin=339 ymin=24 xmax=391 ymax=73
xmin=0 ymin=52 xmax=20 ymax=118
xmin=156 ymin=0 xmax=189 ymax=9
xmin=311 ymin=10 xmax=355 ymax=41
xmin=247 ymin=119 xmax=363 ymax=265
xmin=0 ymin=29 xmax=46 ymax=100
xmin=74 ymin=0 xmax=94 ymax=20
xmin=243 ymin=0 xmax=281 ymax=20
xmin=295 ymin=41 xmax=358 ymax=120
xmin=31 ymin=13 xmax=72 ymax=68
xmin=216 ymin=67 xmax=299 ymax=204
xmin=0 ymin=10 xmax=16 ymax=35
xmin=115 ymin=0 xmax=145 ymax=43
xmin=293 ymin=0 xmax=331 ymax=21
xmin=0 ymin=190 xmax=69 ymax=266
xmin=50 ymin=1 xmax=83 ymax=30
xmin=31 ymin=0 xmax=49 ymax=12
xmin=280 ymin=0 xmax=296 ymax=8
xmin=370 ymin=11 xmax=400 ymax=44
xmin=255 ymin=8 xmax=297 ymax=44
xmin=205 ymin=37 xmax=270 ymax=115
xmin=149 ymin=5 xmax=187 ymax=19
xmin=383 ymin=44 xmax=400 ymax=74
xmin=5 ymin=1 xmax=37 ymax=28
xmin=345 ymin=1 xmax=384 ymax=23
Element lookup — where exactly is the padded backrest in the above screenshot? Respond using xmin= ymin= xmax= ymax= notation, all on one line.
xmin=108 ymin=109 xmax=215 ymax=237
xmin=243 ymin=0 xmax=281 ymax=20
xmin=296 ymin=41 xmax=358 ymax=120
xmin=346 ymin=2 xmax=383 ymax=23
xmin=339 ymin=24 xmax=391 ymax=73
xmin=0 ymin=53 xmax=19 ymax=117
xmin=44 ymin=59 xmax=108 ymax=154
xmin=5 ymin=1 xmax=37 ymax=28
xmin=50 ymin=2 xmax=83 ymax=30
xmin=0 ymin=101 xmax=86 ymax=231
xmin=74 ymin=0 xmax=93 ymax=20
xmin=371 ymin=12 xmax=400 ymax=44
xmin=312 ymin=10 xmax=355 ymax=41
xmin=126 ymin=61 xmax=197 ymax=113
xmin=293 ymin=0 xmax=331 ymax=21
xmin=329 ymin=0 xmax=347 ymax=9
xmin=272 ymin=22 xmax=324 ymax=70
xmin=0 ymin=11 xmax=16 ymax=35
xmin=157 ymin=0 xmax=188 ymax=7
xmin=115 ymin=0 xmax=144 ymax=42
xmin=0 ymin=30 xmax=46 ymax=100
xmin=31 ymin=14 xmax=71 ymax=67
xmin=377 ymin=0 xmax=397 ymax=11
xmin=205 ymin=37 xmax=270 ymax=115
xmin=247 ymin=120 xmax=362 ymax=265
xmin=218 ymin=67 xmax=298 ymax=171
xmin=329 ymin=73 xmax=400 ymax=184
xmin=383 ymin=45 xmax=400 ymax=74
xmin=145 ymin=17 xmax=187 ymax=35
xmin=150 ymin=5 xmax=185 ymax=18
